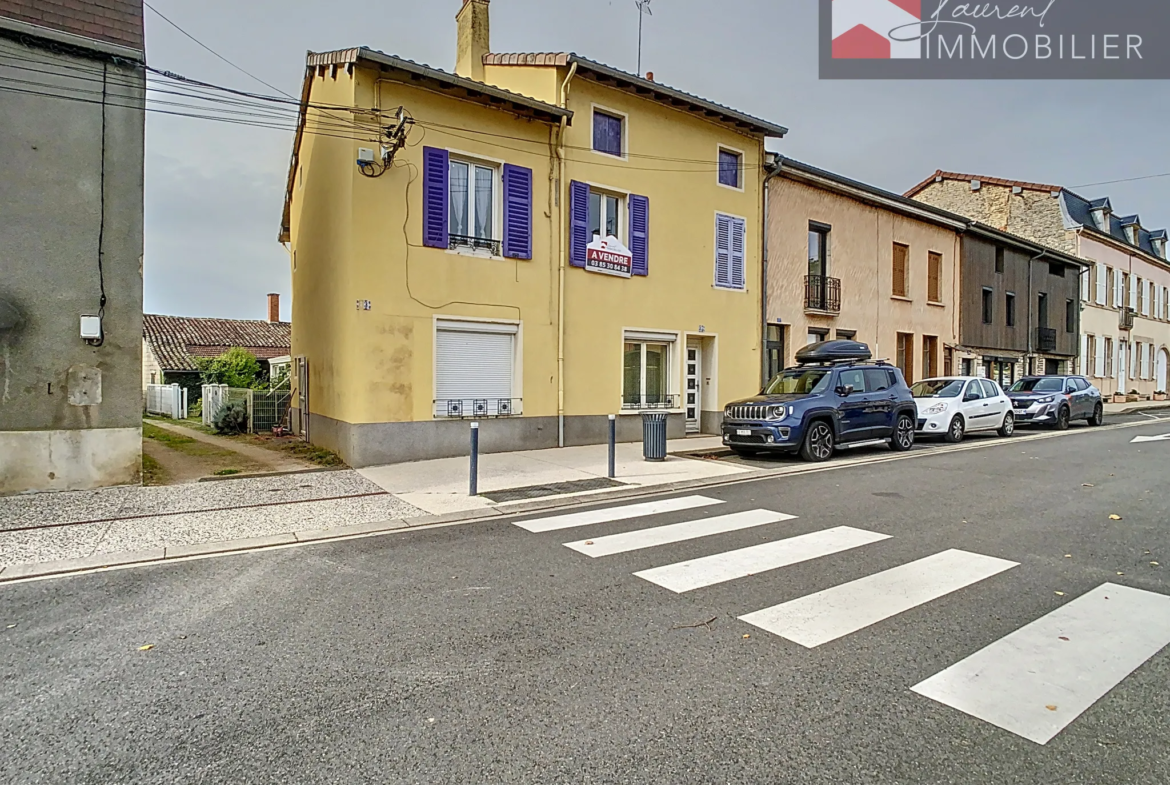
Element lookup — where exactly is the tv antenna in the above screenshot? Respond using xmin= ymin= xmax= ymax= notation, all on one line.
xmin=635 ymin=0 xmax=652 ymax=76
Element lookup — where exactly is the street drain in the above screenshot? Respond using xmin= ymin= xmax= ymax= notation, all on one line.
xmin=482 ymin=477 xmax=626 ymax=503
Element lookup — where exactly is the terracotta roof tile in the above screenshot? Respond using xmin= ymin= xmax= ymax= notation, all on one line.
xmin=904 ymin=170 xmax=1063 ymax=198
xmin=143 ymin=314 xmax=291 ymax=372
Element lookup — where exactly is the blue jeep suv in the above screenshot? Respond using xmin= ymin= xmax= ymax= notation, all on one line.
xmin=721 ymin=340 xmax=918 ymax=462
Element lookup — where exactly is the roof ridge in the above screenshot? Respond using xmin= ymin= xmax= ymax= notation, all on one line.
xmin=904 ymin=169 xmax=1063 ymax=198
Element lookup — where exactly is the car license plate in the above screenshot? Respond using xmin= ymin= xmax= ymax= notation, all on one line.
xmin=736 ymin=429 xmax=751 ymax=436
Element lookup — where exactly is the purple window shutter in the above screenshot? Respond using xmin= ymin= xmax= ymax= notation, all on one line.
xmin=629 ymin=194 xmax=649 ymax=276
xmin=569 ymin=181 xmax=589 ymax=267
xmin=422 ymin=147 xmax=448 ymax=248
xmin=502 ymin=164 xmax=532 ymax=259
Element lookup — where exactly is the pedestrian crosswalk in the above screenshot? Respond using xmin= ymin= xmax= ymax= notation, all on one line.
xmin=512 ymin=495 xmax=1170 ymax=745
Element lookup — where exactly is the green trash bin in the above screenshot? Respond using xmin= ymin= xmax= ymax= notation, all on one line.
xmin=642 ymin=412 xmax=668 ymax=461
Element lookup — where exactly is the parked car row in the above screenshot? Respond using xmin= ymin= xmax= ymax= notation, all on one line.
xmin=720 ymin=341 xmax=1104 ymax=462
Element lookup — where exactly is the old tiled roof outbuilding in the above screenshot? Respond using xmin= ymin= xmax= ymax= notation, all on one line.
xmin=143 ymin=314 xmax=291 ymax=372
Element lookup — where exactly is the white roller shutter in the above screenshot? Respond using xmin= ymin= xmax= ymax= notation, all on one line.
xmin=435 ymin=322 xmax=517 ymax=417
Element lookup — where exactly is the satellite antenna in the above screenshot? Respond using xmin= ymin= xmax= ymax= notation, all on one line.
xmin=635 ymin=0 xmax=652 ymax=76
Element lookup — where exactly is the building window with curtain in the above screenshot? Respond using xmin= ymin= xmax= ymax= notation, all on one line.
xmin=448 ymin=158 xmax=498 ymax=254
xmin=588 ymin=189 xmax=624 ymax=242
xmin=622 ymin=337 xmax=674 ymax=410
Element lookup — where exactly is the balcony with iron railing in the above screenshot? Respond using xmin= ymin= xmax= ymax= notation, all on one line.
xmin=449 ymin=234 xmax=502 ymax=256
xmin=805 ymin=275 xmax=841 ymax=314
xmin=1035 ymin=327 xmax=1057 ymax=353
xmin=1120 ymin=308 xmax=1136 ymax=331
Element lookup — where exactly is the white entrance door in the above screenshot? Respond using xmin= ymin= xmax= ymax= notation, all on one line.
xmin=1118 ymin=341 xmax=1128 ymax=392
xmin=1157 ymin=349 xmax=1168 ymax=392
xmin=685 ymin=341 xmax=701 ymax=433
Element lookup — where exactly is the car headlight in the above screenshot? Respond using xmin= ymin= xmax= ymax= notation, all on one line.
xmin=767 ymin=405 xmax=790 ymax=421
xmin=1037 ymin=395 xmax=1056 ymax=404
xmin=923 ymin=402 xmax=949 ymax=415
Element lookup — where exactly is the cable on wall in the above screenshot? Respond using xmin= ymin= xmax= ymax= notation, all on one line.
xmin=88 ymin=60 xmax=109 ymax=347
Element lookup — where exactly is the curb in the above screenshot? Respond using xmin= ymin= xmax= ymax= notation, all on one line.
xmin=1 ymin=416 xmax=1165 ymax=586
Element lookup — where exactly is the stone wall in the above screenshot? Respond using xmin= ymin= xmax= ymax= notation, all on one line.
xmin=912 ymin=181 xmax=1077 ymax=256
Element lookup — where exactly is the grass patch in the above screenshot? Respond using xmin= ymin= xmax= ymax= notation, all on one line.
xmin=275 ymin=441 xmax=346 ymax=467
xmin=141 ymin=453 xmax=167 ymax=486
xmin=142 ymin=422 xmax=196 ymax=447
xmin=143 ymin=422 xmax=252 ymax=461
xmin=213 ymin=468 xmax=242 ymax=476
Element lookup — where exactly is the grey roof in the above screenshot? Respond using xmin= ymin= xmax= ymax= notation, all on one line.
xmin=483 ymin=52 xmax=788 ymax=138
xmin=1060 ymin=190 xmax=1165 ymax=258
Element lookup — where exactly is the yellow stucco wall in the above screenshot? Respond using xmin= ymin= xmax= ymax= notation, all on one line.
xmin=290 ymin=67 xmax=559 ymax=426
xmin=546 ymin=74 xmax=767 ymax=418
xmin=290 ymin=62 xmax=771 ymax=437
xmin=769 ymin=178 xmax=960 ymax=380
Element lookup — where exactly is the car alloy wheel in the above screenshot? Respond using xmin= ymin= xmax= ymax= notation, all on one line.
xmin=1055 ymin=406 xmax=1071 ymax=431
xmin=998 ymin=412 xmax=1015 ymax=437
xmin=801 ymin=422 xmax=834 ymax=462
xmin=945 ymin=415 xmax=965 ymax=444
xmin=890 ymin=414 xmax=915 ymax=452
xmin=1089 ymin=403 xmax=1104 ymax=427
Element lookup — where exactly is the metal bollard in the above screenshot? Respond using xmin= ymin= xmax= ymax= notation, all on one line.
xmin=607 ymin=414 xmax=616 ymax=479
xmin=469 ymin=421 xmax=479 ymax=496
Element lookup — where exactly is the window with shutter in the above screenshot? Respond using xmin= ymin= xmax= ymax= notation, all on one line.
xmin=730 ymin=217 xmax=746 ymax=289
xmin=1081 ymin=266 xmax=1091 ymax=301
xmin=714 ymin=214 xmax=732 ymax=288
xmin=1129 ymin=274 xmax=1138 ymax=311
xmin=629 ymin=194 xmax=649 ymax=276
xmin=569 ymin=181 xmax=589 ymax=267
xmin=892 ymin=243 xmax=909 ymax=298
xmin=927 ymin=252 xmax=942 ymax=303
xmin=1144 ymin=281 xmax=1153 ymax=316
xmin=1094 ymin=336 xmax=1105 ymax=377
xmin=1095 ymin=263 xmax=1107 ymax=305
xmin=422 ymin=147 xmax=449 ymax=248
xmin=1113 ymin=269 xmax=1123 ymax=308
xmin=592 ymin=110 xmax=624 ymax=157
xmin=501 ymin=164 xmax=532 ymax=260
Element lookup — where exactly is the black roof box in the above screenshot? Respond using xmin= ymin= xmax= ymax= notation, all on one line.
xmin=795 ymin=340 xmax=873 ymax=364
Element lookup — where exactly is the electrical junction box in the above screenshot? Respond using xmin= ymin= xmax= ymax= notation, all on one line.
xmin=80 ymin=315 xmax=102 ymax=341
xmin=357 ymin=148 xmax=376 ymax=164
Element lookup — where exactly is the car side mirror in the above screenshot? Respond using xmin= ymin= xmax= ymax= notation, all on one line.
xmin=836 ymin=385 xmax=854 ymax=397
xmin=965 ymin=392 xmax=979 ymax=402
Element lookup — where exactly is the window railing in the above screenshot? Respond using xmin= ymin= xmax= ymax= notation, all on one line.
xmin=449 ymin=234 xmax=502 ymax=256
xmin=1036 ymin=327 xmax=1058 ymax=352
xmin=620 ymin=393 xmax=681 ymax=411
xmin=805 ymin=275 xmax=842 ymax=313
xmin=433 ymin=398 xmax=522 ymax=419
xmin=1120 ymin=308 xmax=1136 ymax=330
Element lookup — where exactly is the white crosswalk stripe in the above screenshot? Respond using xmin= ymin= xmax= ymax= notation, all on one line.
xmin=563 ymin=509 xmax=797 ymax=558
xmin=513 ymin=495 xmax=725 ymax=533
xmin=634 ymin=526 xmax=891 ymax=593
xmin=739 ymin=549 xmax=1019 ymax=648
xmin=912 ymin=582 xmax=1170 ymax=744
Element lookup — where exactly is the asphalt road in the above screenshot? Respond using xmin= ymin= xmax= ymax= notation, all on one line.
xmin=4 ymin=417 xmax=1170 ymax=784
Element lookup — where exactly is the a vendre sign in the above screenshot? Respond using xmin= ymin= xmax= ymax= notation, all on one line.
xmin=586 ymin=235 xmax=633 ymax=278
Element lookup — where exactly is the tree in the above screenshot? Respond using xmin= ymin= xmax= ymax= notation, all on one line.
xmin=194 ymin=347 xmax=266 ymax=389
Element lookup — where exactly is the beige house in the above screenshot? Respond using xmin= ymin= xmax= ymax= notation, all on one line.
xmin=908 ymin=172 xmax=1170 ymax=397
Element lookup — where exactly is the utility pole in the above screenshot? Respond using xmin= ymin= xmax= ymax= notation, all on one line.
xmin=635 ymin=0 xmax=652 ymax=76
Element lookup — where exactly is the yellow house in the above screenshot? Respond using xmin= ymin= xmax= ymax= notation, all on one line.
xmin=280 ymin=0 xmax=787 ymax=466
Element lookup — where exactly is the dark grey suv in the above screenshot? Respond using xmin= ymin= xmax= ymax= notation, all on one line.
xmin=1006 ymin=375 xmax=1104 ymax=429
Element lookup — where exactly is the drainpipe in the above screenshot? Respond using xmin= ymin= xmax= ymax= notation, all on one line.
xmin=556 ymin=61 xmax=578 ymax=448
xmin=761 ymin=156 xmax=780 ymax=387
xmin=1026 ymin=249 xmax=1045 ymax=374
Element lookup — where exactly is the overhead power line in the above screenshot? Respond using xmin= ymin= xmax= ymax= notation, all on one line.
xmin=1072 ymin=172 xmax=1170 ymax=189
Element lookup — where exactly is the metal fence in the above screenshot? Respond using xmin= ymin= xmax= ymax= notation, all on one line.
xmin=145 ymin=383 xmax=188 ymax=419
xmin=202 ymin=381 xmax=291 ymax=434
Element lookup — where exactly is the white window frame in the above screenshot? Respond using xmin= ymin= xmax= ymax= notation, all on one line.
xmin=621 ymin=329 xmax=680 ymax=412
xmin=586 ymin=185 xmax=627 ymax=245
xmin=716 ymin=143 xmax=746 ymax=192
xmin=432 ymin=316 xmax=523 ymax=417
xmin=446 ymin=151 xmax=503 ymax=257
xmin=714 ymin=211 xmax=748 ymax=292
xmin=590 ymin=103 xmax=629 ymax=161
xmin=1093 ymin=262 xmax=1107 ymax=305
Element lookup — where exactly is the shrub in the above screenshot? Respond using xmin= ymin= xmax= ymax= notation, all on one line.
xmin=212 ymin=402 xmax=248 ymax=434
xmin=196 ymin=347 xmax=266 ymax=389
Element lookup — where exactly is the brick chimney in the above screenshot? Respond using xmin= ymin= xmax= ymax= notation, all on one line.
xmin=267 ymin=293 xmax=280 ymax=323
xmin=455 ymin=0 xmax=490 ymax=82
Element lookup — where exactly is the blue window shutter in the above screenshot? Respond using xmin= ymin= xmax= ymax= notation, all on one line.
xmin=630 ymin=194 xmax=649 ymax=276
xmin=569 ymin=181 xmax=589 ymax=267
xmin=731 ymin=217 xmax=746 ymax=289
xmin=593 ymin=112 xmax=622 ymax=156
xmin=502 ymin=164 xmax=532 ymax=259
xmin=422 ymin=147 xmax=449 ymax=248
xmin=715 ymin=214 xmax=731 ymax=287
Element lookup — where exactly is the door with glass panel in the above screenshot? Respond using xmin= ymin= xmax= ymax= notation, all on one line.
xmin=685 ymin=341 xmax=701 ymax=433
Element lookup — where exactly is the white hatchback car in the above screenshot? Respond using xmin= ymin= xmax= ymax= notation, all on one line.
xmin=911 ymin=377 xmax=1016 ymax=443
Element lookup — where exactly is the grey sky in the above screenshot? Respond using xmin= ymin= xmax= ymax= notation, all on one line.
xmin=142 ymin=0 xmax=1170 ymax=320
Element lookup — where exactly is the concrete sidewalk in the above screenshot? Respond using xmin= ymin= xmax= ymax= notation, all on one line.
xmin=1104 ymin=399 xmax=1170 ymax=416
xmin=358 ymin=436 xmax=748 ymax=515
